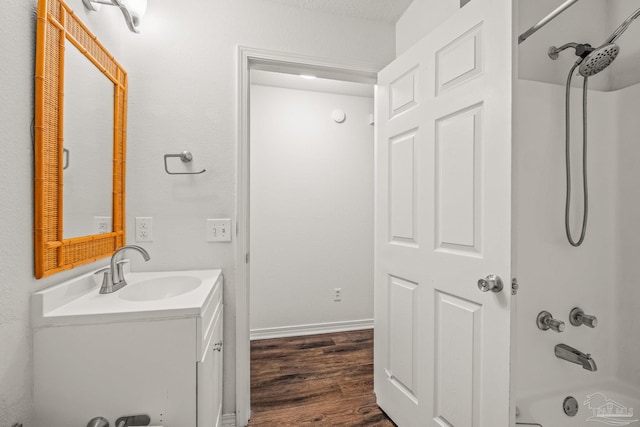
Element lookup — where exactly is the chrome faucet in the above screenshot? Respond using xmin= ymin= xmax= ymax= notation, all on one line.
xmin=555 ymin=344 xmax=597 ymax=371
xmin=97 ymin=245 xmax=151 ymax=294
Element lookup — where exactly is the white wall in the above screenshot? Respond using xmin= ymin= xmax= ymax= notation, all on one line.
xmin=0 ymin=1 xmax=125 ymax=425
xmin=123 ymin=0 xmax=394 ymax=416
xmin=0 ymin=0 xmax=395 ymax=422
xmin=614 ymin=82 xmax=640 ymax=387
xmin=249 ymin=83 xmax=374 ymax=335
xmin=514 ymin=80 xmax=618 ymax=396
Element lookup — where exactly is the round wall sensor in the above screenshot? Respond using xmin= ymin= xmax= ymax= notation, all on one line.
xmin=332 ymin=109 xmax=346 ymax=123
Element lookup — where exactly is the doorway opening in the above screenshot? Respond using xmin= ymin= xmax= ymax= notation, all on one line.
xmin=236 ymin=47 xmax=380 ymax=426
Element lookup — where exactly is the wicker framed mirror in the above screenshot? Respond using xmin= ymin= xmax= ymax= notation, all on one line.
xmin=35 ymin=0 xmax=127 ymax=278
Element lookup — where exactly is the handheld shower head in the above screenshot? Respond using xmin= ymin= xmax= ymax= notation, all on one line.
xmin=548 ymin=42 xmax=619 ymax=77
xmin=574 ymin=6 xmax=640 ymax=76
xmin=548 ymin=7 xmax=640 ymax=76
xmin=578 ymin=43 xmax=619 ymax=77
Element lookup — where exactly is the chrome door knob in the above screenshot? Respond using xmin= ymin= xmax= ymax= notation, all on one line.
xmin=477 ymin=274 xmax=504 ymax=293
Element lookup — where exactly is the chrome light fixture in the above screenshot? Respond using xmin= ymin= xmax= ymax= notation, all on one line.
xmin=82 ymin=0 xmax=147 ymax=33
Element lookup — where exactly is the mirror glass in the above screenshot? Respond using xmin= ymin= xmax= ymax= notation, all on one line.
xmin=63 ymin=41 xmax=114 ymax=239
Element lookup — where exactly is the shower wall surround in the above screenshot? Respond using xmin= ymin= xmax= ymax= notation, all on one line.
xmin=515 ymin=78 xmax=640 ymax=398
xmin=613 ymin=82 xmax=640 ymax=385
xmin=515 ymin=0 xmax=640 ymax=399
xmin=514 ymin=80 xmax=618 ymax=395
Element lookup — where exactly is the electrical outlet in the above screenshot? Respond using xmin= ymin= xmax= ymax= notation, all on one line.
xmin=135 ymin=217 xmax=153 ymax=242
xmin=207 ymin=219 xmax=232 ymax=242
xmin=333 ymin=288 xmax=342 ymax=302
xmin=94 ymin=216 xmax=112 ymax=234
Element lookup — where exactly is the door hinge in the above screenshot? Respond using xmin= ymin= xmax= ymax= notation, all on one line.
xmin=511 ymin=278 xmax=519 ymax=295
xmin=245 ymin=252 xmax=249 ymax=264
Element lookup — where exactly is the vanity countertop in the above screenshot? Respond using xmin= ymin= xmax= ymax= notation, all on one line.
xmin=32 ymin=269 xmax=222 ymax=328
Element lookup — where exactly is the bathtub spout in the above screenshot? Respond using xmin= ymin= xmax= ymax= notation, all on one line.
xmin=555 ymin=344 xmax=597 ymax=371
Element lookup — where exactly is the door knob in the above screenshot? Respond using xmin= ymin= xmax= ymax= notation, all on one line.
xmin=477 ymin=274 xmax=504 ymax=293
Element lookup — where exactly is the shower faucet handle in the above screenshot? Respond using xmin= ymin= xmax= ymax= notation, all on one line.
xmin=570 ymin=307 xmax=598 ymax=328
xmin=537 ymin=311 xmax=565 ymax=333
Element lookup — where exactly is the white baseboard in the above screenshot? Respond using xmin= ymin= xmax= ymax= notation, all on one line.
xmin=222 ymin=413 xmax=237 ymax=427
xmin=250 ymin=319 xmax=373 ymax=340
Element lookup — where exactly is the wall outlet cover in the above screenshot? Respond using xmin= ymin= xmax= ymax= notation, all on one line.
xmin=135 ymin=217 xmax=153 ymax=242
xmin=94 ymin=216 xmax=112 ymax=234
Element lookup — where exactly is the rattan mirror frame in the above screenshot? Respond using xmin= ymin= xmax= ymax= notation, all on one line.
xmin=35 ymin=0 xmax=126 ymax=278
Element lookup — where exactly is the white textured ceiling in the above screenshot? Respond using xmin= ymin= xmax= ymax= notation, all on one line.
xmin=262 ymin=0 xmax=414 ymax=23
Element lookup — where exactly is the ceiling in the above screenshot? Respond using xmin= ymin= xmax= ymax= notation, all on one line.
xmin=262 ymin=0 xmax=414 ymax=23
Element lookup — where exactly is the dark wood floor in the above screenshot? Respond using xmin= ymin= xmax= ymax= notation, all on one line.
xmin=248 ymin=329 xmax=396 ymax=426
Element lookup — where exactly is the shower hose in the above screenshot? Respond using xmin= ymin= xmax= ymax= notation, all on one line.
xmin=564 ymin=61 xmax=589 ymax=247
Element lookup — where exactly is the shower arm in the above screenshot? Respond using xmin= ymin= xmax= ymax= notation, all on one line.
xmin=548 ymin=42 xmax=580 ymax=60
xmin=548 ymin=43 xmax=593 ymax=61
xmin=604 ymin=7 xmax=640 ymax=45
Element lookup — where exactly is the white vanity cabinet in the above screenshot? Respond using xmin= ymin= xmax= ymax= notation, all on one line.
xmin=197 ymin=302 xmax=224 ymax=426
xmin=32 ymin=270 xmax=223 ymax=427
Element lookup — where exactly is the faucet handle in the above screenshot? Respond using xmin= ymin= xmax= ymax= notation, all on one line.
xmin=115 ymin=259 xmax=130 ymax=276
xmin=94 ymin=266 xmax=110 ymax=275
xmin=537 ymin=311 xmax=565 ymax=333
xmin=570 ymin=307 xmax=598 ymax=328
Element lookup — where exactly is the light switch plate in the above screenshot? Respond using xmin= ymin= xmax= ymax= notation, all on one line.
xmin=207 ymin=219 xmax=232 ymax=242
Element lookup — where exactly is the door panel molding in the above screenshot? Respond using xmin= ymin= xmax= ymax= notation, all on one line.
xmin=435 ymin=103 xmax=483 ymax=256
xmin=434 ymin=291 xmax=482 ymax=426
xmin=389 ymin=130 xmax=419 ymax=246
xmin=436 ymin=23 xmax=484 ymax=95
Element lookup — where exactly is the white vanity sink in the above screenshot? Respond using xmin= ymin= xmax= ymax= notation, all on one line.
xmin=32 ymin=268 xmax=222 ymax=327
xmin=118 ymin=275 xmax=202 ymax=301
xmin=32 ymin=268 xmax=224 ymax=427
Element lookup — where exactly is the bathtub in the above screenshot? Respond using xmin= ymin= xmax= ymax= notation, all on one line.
xmin=516 ymin=381 xmax=640 ymax=427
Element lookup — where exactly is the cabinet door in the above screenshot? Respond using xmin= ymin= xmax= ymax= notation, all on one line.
xmin=198 ymin=307 xmax=223 ymax=427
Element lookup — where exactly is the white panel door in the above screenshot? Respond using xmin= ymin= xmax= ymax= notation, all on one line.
xmin=374 ymin=1 xmax=515 ymax=426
